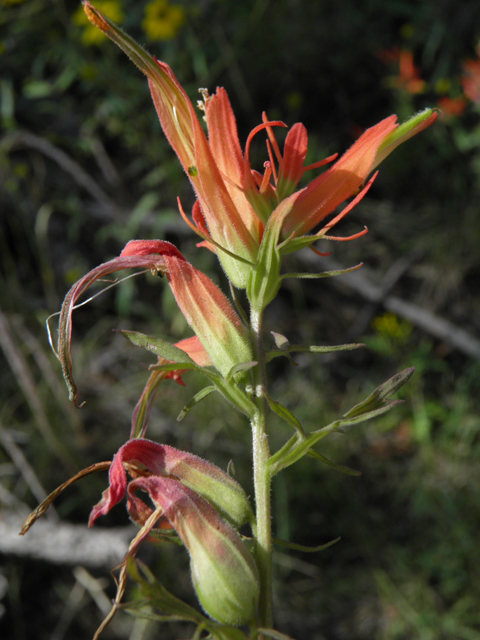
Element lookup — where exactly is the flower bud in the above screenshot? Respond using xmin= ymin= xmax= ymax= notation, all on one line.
xmin=128 ymin=476 xmax=260 ymax=625
xmin=89 ymin=439 xmax=254 ymax=530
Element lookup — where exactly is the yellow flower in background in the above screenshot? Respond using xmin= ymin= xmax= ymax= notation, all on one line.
xmin=372 ymin=312 xmax=412 ymax=342
xmin=73 ymin=1 xmax=124 ymax=46
xmin=142 ymin=0 xmax=185 ymax=41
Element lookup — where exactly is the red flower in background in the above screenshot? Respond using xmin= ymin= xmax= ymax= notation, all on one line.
xmin=462 ymin=57 xmax=480 ymax=103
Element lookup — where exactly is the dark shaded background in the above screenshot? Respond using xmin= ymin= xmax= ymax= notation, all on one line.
xmin=1 ymin=0 xmax=480 ymax=639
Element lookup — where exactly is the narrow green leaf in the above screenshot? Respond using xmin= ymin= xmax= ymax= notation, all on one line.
xmin=208 ymin=626 xmax=250 ymax=640
xmin=273 ymin=536 xmax=341 ymax=552
xmin=123 ymin=599 xmax=193 ymax=623
xmin=148 ymin=362 xmax=197 ymax=373
xmin=267 ymin=433 xmax=303 ymax=472
xmin=199 ymin=368 xmax=257 ymax=418
xmin=146 ymin=528 xmax=183 ymax=545
xmin=229 ymin=281 xmax=249 ymax=325
xmin=278 ymin=234 xmax=319 ymax=255
xmin=307 ymin=343 xmax=364 ymax=353
xmin=343 ymin=367 xmax=414 ymax=419
xmin=265 ymin=342 xmax=365 ymax=362
xmin=266 ymin=395 xmax=305 ymax=437
xmin=268 ymin=422 xmax=340 ymax=475
xmin=177 ymin=386 xmax=216 ymax=421
xmin=306 ymin=450 xmax=362 ymax=476
xmin=340 ymin=401 xmax=404 ymax=426
xmin=269 ymin=370 xmax=412 ymax=475
xmin=118 ymin=330 xmax=196 ymax=364
xmin=266 ymin=342 xmax=364 ymax=363
xmin=281 ymin=263 xmax=363 ymax=280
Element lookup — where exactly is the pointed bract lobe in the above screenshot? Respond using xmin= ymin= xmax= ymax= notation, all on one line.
xmin=275 ymin=122 xmax=309 ymax=199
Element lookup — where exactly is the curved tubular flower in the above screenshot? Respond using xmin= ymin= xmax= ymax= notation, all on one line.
xmin=281 ymin=109 xmax=438 ymax=239
xmin=58 ymin=239 xmax=252 ymax=406
xmin=131 ymin=335 xmax=212 ymax=439
xmin=203 ymin=87 xmax=264 ymax=244
xmin=84 ymin=1 xmax=258 ymax=288
xmin=89 ymin=438 xmax=254 ymax=529
xmin=126 ymin=475 xmax=260 ymax=625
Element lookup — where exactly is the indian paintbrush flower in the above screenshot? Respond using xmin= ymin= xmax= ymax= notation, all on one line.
xmin=83 ymin=1 xmax=438 ymax=297
xmin=33 ymin=6 xmax=440 ymax=637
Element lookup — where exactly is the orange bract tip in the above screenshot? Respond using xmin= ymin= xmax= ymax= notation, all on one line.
xmin=83 ymin=1 xmax=108 ymax=32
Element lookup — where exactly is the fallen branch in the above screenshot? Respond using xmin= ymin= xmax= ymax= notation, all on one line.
xmin=0 ymin=510 xmax=135 ymax=569
xmin=0 ymin=130 xmax=120 ymax=221
xmin=299 ymin=253 xmax=480 ymax=359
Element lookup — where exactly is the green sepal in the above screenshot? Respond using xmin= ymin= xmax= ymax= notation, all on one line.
xmin=268 ymin=368 xmax=414 ymax=475
xmin=247 ymin=195 xmax=298 ymax=312
xmin=306 ymin=449 xmax=362 ymax=476
xmin=278 ymin=233 xmax=322 ymax=255
xmin=273 ymin=536 xmax=341 ymax=552
xmin=280 ymin=262 xmax=363 ymax=281
xmin=266 ymin=341 xmax=364 ymax=363
xmin=247 ymin=227 xmax=282 ymax=312
xmin=266 ymin=394 xmax=305 ymax=437
xmin=177 ymin=386 xmax=217 ymax=422
xmin=118 ymin=330 xmax=196 ymax=365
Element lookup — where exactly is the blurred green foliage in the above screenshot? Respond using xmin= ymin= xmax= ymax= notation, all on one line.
xmin=1 ymin=0 xmax=480 ymax=639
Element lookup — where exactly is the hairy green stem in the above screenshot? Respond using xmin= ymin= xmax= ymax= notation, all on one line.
xmin=249 ymin=307 xmax=273 ymax=628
